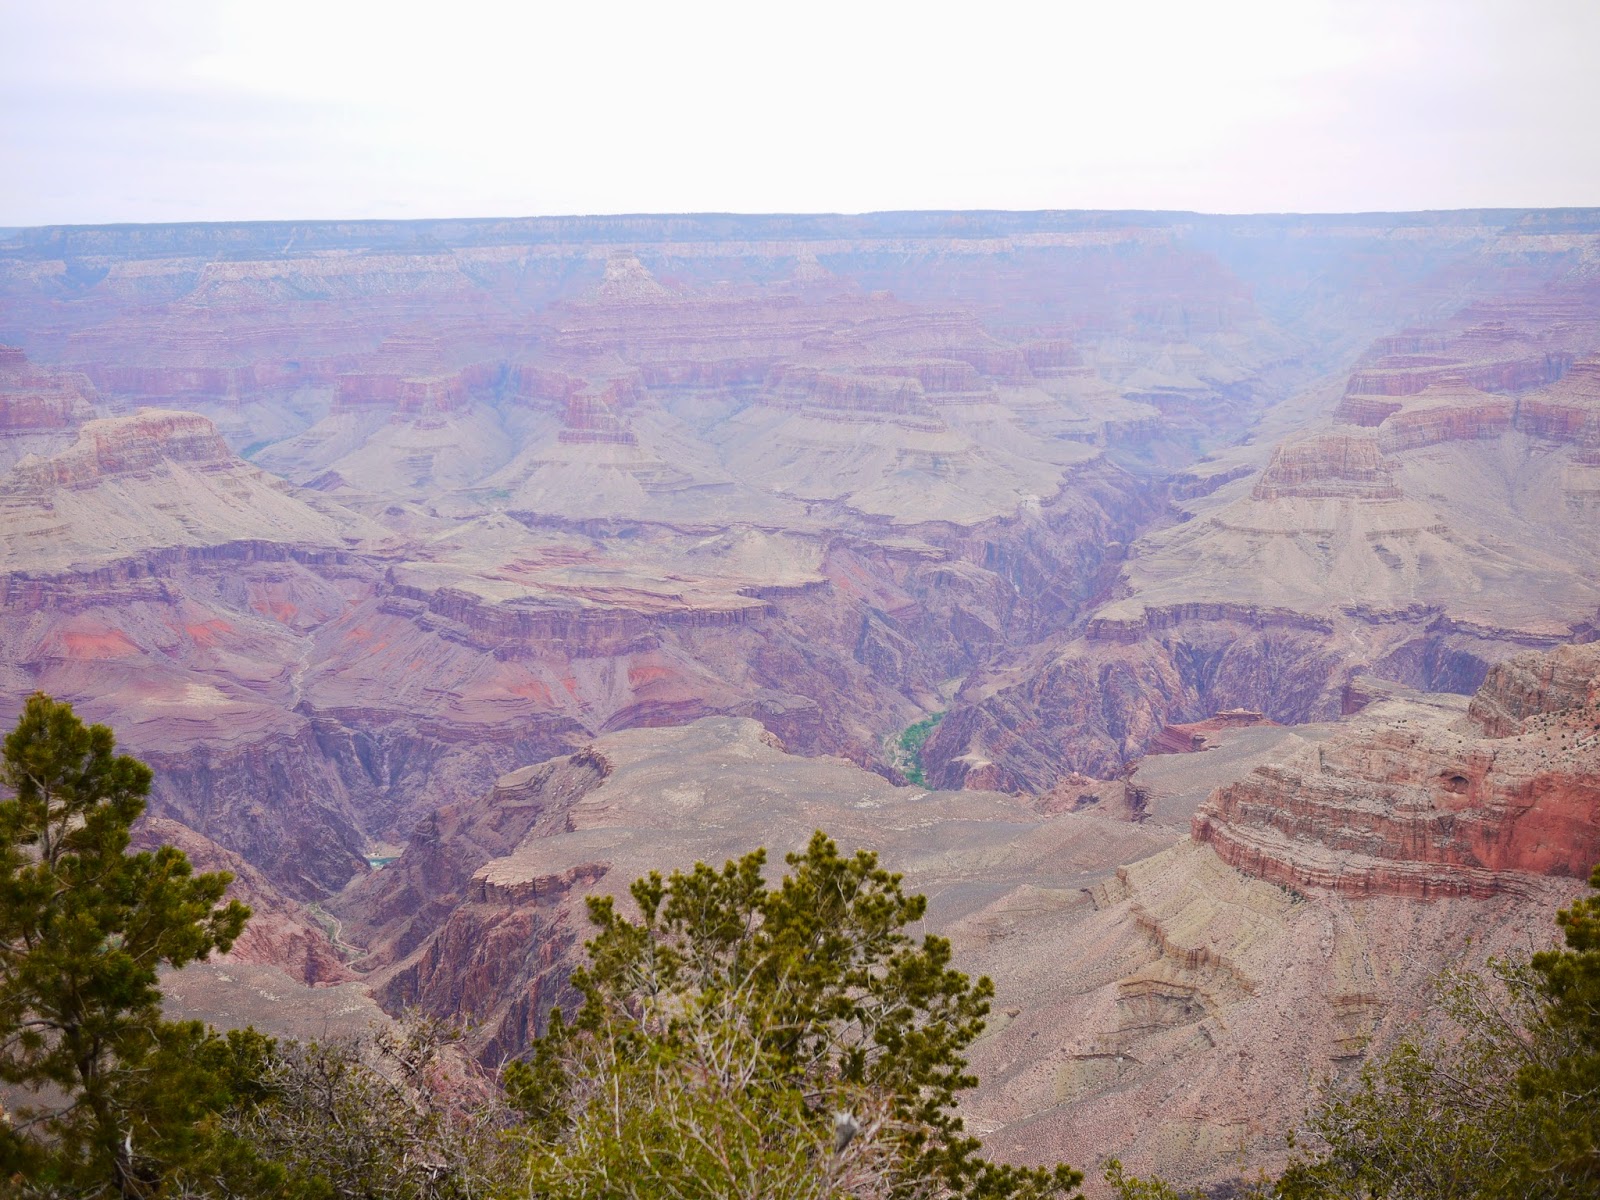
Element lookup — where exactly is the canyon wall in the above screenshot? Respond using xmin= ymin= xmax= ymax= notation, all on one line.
xmin=1193 ymin=644 xmax=1600 ymax=898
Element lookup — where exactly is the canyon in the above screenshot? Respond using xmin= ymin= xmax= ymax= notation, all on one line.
xmin=3 ymin=209 xmax=1599 ymax=1187
xmin=332 ymin=641 xmax=1600 ymax=1186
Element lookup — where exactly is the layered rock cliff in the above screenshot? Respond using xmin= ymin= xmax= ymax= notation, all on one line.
xmin=12 ymin=409 xmax=233 ymax=487
xmin=0 ymin=345 xmax=98 ymax=472
xmin=0 ymin=345 xmax=96 ymax=430
xmin=1192 ymin=645 xmax=1600 ymax=897
xmin=1250 ymin=432 xmax=1401 ymax=500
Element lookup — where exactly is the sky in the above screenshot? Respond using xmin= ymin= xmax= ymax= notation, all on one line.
xmin=2 ymin=0 xmax=1598 ymax=226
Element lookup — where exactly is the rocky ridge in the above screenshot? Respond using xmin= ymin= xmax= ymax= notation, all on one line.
xmin=1193 ymin=643 xmax=1600 ymax=898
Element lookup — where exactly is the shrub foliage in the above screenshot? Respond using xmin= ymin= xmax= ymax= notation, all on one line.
xmin=1278 ymin=865 xmax=1600 ymax=1200
xmin=508 ymin=832 xmax=1083 ymax=1199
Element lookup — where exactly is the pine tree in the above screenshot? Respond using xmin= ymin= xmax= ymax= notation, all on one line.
xmin=1516 ymin=862 xmax=1600 ymax=1194
xmin=510 ymin=830 xmax=1083 ymax=1199
xmin=0 ymin=692 xmax=250 ymax=1197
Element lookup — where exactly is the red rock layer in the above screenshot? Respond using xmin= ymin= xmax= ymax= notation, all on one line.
xmin=1519 ymin=358 xmax=1600 ymax=447
xmin=1334 ymin=327 xmax=1597 ymax=450
xmin=1343 ymin=356 xmax=1565 ymax=399
xmin=332 ymin=372 xmax=470 ymax=414
xmin=1021 ymin=338 xmax=1081 ymax=376
xmin=1192 ymin=644 xmax=1600 ymax=897
xmin=1375 ymin=396 xmax=1514 ymax=452
xmin=1334 ymin=395 xmax=1404 ymax=427
xmin=1084 ymin=602 xmax=1334 ymax=646
xmin=1146 ymin=709 xmax=1276 ymax=754
xmin=558 ymin=387 xmax=638 ymax=445
xmin=765 ymin=364 xmax=928 ymax=416
xmin=1467 ymin=642 xmax=1600 ymax=737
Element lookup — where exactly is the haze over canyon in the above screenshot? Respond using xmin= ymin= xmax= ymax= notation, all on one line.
xmin=3 ymin=208 xmax=1599 ymax=1187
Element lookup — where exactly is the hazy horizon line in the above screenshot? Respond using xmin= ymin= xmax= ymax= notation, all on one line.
xmin=6 ymin=203 xmax=1600 ymax=237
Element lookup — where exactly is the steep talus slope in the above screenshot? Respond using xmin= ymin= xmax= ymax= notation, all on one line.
xmin=959 ymin=842 xmax=1576 ymax=1188
xmin=134 ymin=817 xmax=353 ymax=986
xmin=0 ymin=408 xmax=381 ymax=567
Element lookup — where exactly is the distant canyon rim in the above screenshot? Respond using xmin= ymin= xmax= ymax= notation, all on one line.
xmin=3 ymin=209 xmax=1599 ymax=1188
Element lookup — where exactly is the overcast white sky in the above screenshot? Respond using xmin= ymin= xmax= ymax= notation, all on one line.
xmin=2 ymin=0 xmax=1598 ymax=226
